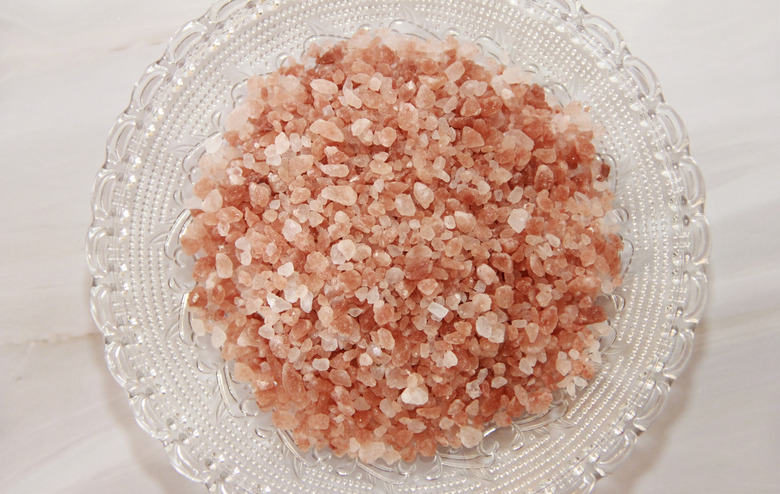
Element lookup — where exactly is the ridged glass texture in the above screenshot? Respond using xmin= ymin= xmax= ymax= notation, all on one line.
xmin=87 ymin=0 xmax=710 ymax=492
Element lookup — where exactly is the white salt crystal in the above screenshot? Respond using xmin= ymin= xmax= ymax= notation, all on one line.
xmin=274 ymin=133 xmax=290 ymax=154
xmin=359 ymin=441 xmax=386 ymax=464
xmin=337 ymin=239 xmax=357 ymax=261
xmin=442 ymin=350 xmax=458 ymax=368
xmin=394 ymin=194 xmax=416 ymax=216
xmin=400 ymin=384 xmax=429 ymax=406
xmin=312 ymin=358 xmax=330 ymax=371
xmin=476 ymin=316 xmax=492 ymax=338
xmin=282 ymin=219 xmax=302 ymax=241
xmin=267 ymin=293 xmax=292 ymax=313
xmin=258 ymin=324 xmax=274 ymax=339
xmin=277 ymin=262 xmax=294 ymax=277
xmin=201 ymin=189 xmax=223 ymax=213
xmin=491 ymin=376 xmax=508 ymax=388
xmin=204 ymin=135 xmax=222 ymax=154
xmin=427 ymin=302 xmax=449 ymax=321
xmin=508 ymin=208 xmax=530 ymax=233
xmin=300 ymin=290 xmax=313 ymax=313
xmin=459 ymin=425 xmax=483 ymax=448
xmin=413 ymin=182 xmax=434 ymax=209
xmin=321 ymin=185 xmax=358 ymax=206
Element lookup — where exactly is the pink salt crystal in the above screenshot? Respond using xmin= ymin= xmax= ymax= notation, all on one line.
xmin=427 ymin=302 xmax=449 ymax=321
xmin=400 ymin=384 xmax=429 ymax=406
xmin=351 ymin=118 xmax=372 ymax=137
xmin=461 ymin=126 xmax=485 ymax=148
xmin=458 ymin=425 xmax=483 ymax=448
xmin=494 ymin=286 xmax=513 ymax=309
xmin=267 ymin=293 xmax=292 ymax=313
xmin=444 ymin=61 xmax=466 ymax=81
xmin=442 ymin=350 xmax=458 ymax=368
xmin=359 ymin=442 xmax=386 ymax=464
xmin=320 ymin=163 xmax=350 ymax=177
xmin=394 ymin=194 xmax=416 ymax=217
xmin=377 ymin=127 xmax=397 ymax=147
xmin=471 ymin=293 xmax=492 ymax=313
xmin=453 ymin=211 xmax=476 ymax=233
xmin=358 ymin=353 xmax=373 ymax=366
xmin=321 ymin=185 xmax=358 ymax=206
xmin=310 ymin=78 xmax=339 ymax=95
xmin=215 ymin=253 xmax=233 ymax=279
xmin=525 ymin=323 xmax=539 ymax=343
xmin=282 ymin=219 xmax=302 ymax=241
xmin=377 ymin=328 xmax=395 ymax=350
xmin=201 ymin=189 xmax=223 ymax=213
xmin=337 ymin=239 xmax=357 ymax=261
xmin=312 ymin=358 xmax=330 ymax=371
xmin=397 ymin=103 xmax=419 ymax=132
xmin=412 ymin=182 xmax=434 ymax=209
xmin=491 ymin=376 xmax=508 ymax=388
xmin=476 ymin=264 xmax=497 ymax=285
xmin=310 ymin=119 xmax=345 ymax=142
xmin=277 ymin=262 xmax=294 ymax=277
xmin=508 ymin=208 xmax=530 ymax=233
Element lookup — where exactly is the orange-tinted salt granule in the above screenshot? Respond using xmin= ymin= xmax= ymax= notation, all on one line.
xmin=182 ymin=30 xmax=622 ymax=465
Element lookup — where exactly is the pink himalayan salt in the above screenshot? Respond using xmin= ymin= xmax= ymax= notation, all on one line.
xmin=310 ymin=119 xmax=345 ymax=142
xmin=321 ymin=185 xmax=357 ymax=206
xmin=184 ymin=30 xmax=621 ymax=465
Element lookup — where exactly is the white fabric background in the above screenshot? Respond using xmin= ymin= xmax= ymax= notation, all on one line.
xmin=1 ymin=0 xmax=777 ymax=492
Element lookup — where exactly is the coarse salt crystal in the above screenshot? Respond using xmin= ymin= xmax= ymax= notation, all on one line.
xmin=321 ymin=185 xmax=358 ymax=206
xmin=400 ymin=384 xmax=429 ymax=406
xmin=310 ymin=78 xmax=338 ymax=95
xmin=312 ymin=358 xmax=330 ymax=371
xmin=277 ymin=262 xmax=294 ymax=277
xmin=508 ymin=208 xmax=530 ymax=233
xmin=442 ymin=350 xmax=458 ymax=368
xmin=458 ymin=425 xmax=483 ymax=448
xmin=310 ymin=119 xmax=345 ymax=142
xmin=337 ymin=239 xmax=357 ymax=261
xmin=267 ymin=293 xmax=292 ymax=313
xmin=394 ymin=194 xmax=416 ymax=216
xmin=427 ymin=302 xmax=449 ymax=321
xmin=282 ymin=219 xmax=302 ymax=241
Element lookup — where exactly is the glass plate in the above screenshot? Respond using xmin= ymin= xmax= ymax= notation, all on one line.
xmin=87 ymin=0 xmax=710 ymax=492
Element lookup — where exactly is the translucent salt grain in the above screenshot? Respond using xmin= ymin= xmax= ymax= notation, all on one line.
xmin=427 ymin=302 xmax=449 ymax=321
xmin=310 ymin=119 xmax=345 ymax=142
xmin=337 ymin=239 xmax=357 ymax=261
xmin=412 ymin=182 xmax=434 ymax=209
xmin=400 ymin=384 xmax=429 ymax=406
xmin=215 ymin=253 xmax=233 ymax=279
xmin=508 ymin=208 xmax=530 ymax=233
xmin=320 ymin=164 xmax=350 ymax=177
xmin=274 ymin=133 xmax=290 ymax=154
xmin=442 ymin=350 xmax=458 ymax=368
xmin=277 ymin=262 xmax=294 ymax=277
xmin=476 ymin=316 xmax=492 ymax=338
xmin=491 ymin=376 xmax=508 ymax=388
xmin=359 ymin=441 xmax=386 ymax=464
xmin=476 ymin=264 xmax=497 ymax=285
xmin=201 ymin=189 xmax=222 ymax=213
xmin=459 ymin=425 xmax=483 ymax=448
xmin=445 ymin=61 xmax=466 ymax=81
xmin=282 ymin=219 xmax=302 ymax=241
xmin=321 ymin=185 xmax=358 ymax=206
xmin=267 ymin=293 xmax=292 ymax=313
xmin=394 ymin=194 xmax=416 ymax=216
xmin=310 ymin=78 xmax=338 ymax=95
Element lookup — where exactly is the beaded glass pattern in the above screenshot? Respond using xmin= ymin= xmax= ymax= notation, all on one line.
xmin=87 ymin=0 xmax=710 ymax=492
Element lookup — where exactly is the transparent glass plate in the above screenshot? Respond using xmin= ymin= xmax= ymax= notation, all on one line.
xmin=87 ymin=0 xmax=710 ymax=492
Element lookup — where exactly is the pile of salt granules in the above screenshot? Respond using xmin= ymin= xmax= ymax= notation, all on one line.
xmin=182 ymin=31 xmax=622 ymax=464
